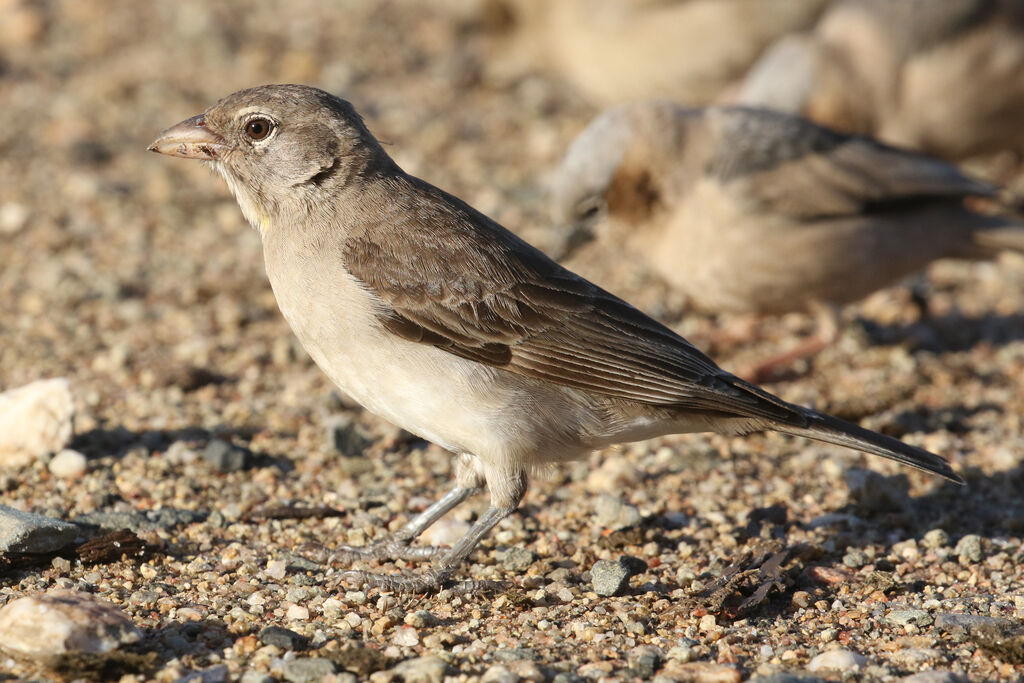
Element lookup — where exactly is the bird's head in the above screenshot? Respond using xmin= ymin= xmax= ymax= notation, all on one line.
xmin=551 ymin=101 xmax=687 ymax=259
xmin=149 ymin=84 xmax=393 ymax=233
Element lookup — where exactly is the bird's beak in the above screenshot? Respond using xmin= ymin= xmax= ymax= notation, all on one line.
xmin=148 ymin=114 xmax=228 ymax=160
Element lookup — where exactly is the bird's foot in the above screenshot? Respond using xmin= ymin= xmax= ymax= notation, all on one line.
xmin=329 ymin=537 xmax=445 ymax=564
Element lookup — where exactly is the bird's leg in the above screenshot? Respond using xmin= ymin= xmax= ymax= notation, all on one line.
xmin=737 ymin=302 xmax=841 ymax=383
xmin=330 ymin=484 xmax=479 ymax=562
xmin=342 ymin=466 xmax=526 ymax=593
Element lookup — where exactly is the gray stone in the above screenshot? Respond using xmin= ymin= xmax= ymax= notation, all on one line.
xmin=552 ymin=674 xmax=585 ymax=683
xmin=258 ymin=625 xmax=309 ymax=650
xmin=0 ymin=505 xmax=81 ymax=553
xmin=389 ymin=655 xmax=450 ymax=683
xmin=129 ymin=590 xmax=160 ymax=606
xmin=628 ymin=645 xmax=664 ymax=678
xmin=282 ymin=657 xmax=337 ymax=683
xmin=0 ymin=590 xmax=141 ymax=657
xmin=174 ymin=665 xmax=229 ymax=683
xmin=954 ymin=534 xmax=983 ymax=562
xmin=593 ymin=494 xmax=642 ymax=530
xmin=493 ymin=647 xmax=537 ymax=661
xmin=887 ymin=608 xmax=933 ymax=627
xmin=498 ymin=546 xmax=537 ymax=572
xmin=202 ymin=439 xmax=253 ymax=472
xmin=749 ymin=675 xmax=828 ymax=683
xmin=73 ymin=508 xmax=206 ymax=533
xmin=842 ymin=549 xmax=867 ymax=568
xmin=934 ymin=613 xmax=1011 ymax=636
xmin=890 ymin=648 xmax=943 ymax=667
xmin=591 ymin=557 xmax=635 ymax=596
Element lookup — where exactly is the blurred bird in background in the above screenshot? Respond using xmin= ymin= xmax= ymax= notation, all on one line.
xmin=736 ymin=0 xmax=1024 ymax=164
xmin=481 ymin=0 xmax=828 ymax=106
xmin=552 ymin=103 xmax=1024 ymax=380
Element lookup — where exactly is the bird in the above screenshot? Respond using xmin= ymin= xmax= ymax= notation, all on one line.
xmin=735 ymin=0 xmax=1024 ymax=162
xmin=485 ymin=0 xmax=827 ymax=107
xmin=552 ymin=101 xmax=1024 ymax=379
xmin=150 ymin=85 xmax=962 ymax=593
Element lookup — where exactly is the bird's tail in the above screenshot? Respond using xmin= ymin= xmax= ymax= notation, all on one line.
xmin=772 ymin=410 xmax=963 ymax=484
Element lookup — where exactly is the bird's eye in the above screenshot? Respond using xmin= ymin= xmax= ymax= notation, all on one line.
xmin=244 ymin=117 xmax=274 ymax=141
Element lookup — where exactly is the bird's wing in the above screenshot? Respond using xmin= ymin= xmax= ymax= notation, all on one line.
xmin=706 ymin=106 xmax=997 ymax=219
xmin=344 ymin=176 xmax=800 ymax=424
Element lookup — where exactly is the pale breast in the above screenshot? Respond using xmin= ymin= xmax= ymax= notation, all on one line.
xmin=261 ymin=234 xmax=603 ymax=465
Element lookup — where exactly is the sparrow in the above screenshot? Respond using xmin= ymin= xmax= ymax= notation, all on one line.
xmin=484 ymin=0 xmax=826 ymax=106
xmin=735 ymin=0 xmax=1024 ymax=161
xmin=552 ymin=101 xmax=1024 ymax=379
xmin=150 ymin=85 xmax=962 ymax=593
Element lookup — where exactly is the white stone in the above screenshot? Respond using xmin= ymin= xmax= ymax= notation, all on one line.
xmin=808 ymin=648 xmax=868 ymax=672
xmin=0 ymin=378 xmax=74 ymax=468
xmin=0 ymin=201 xmax=29 ymax=235
xmin=265 ymin=558 xmax=287 ymax=580
xmin=392 ymin=625 xmax=420 ymax=647
xmin=286 ymin=604 xmax=309 ymax=621
xmin=48 ymin=449 xmax=87 ymax=479
xmin=0 ymin=590 xmax=140 ymax=657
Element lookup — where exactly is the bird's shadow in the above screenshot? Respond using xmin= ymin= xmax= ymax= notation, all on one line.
xmin=69 ymin=426 xmax=295 ymax=473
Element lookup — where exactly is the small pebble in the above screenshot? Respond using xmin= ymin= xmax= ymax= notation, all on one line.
xmin=922 ymin=528 xmax=950 ymax=548
xmin=392 ymin=625 xmax=420 ymax=647
xmin=265 ymin=558 xmax=287 ymax=580
xmin=48 ymin=448 xmax=87 ymax=478
xmin=887 ymin=608 xmax=933 ymax=627
xmin=954 ymin=534 xmax=983 ymax=563
xmin=259 ymin=625 xmax=309 ymax=650
xmin=240 ymin=672 xmax=274 ymax=683
xmin=282 ymin=657 xmax=336 ymax=683
xmin=286 ymin=604 xmax=309 ymax=621
xmin=202 ymin=439 xmax=253 ymax=472
xmin=591 ymin=557 xmax=634 ymax=596
xmin=593 ymin=494 xmax=642 ymax=530
xmin=388 ymin=656 xmax=449 ymax=683
xmin=499 ymin=546 xmax=537 ymax=572
xmin=481 ymin=664 xmax=517 ymax=683
xmin=404 ymin=610 xmax=438 ymax=627
xmin=808 ymin=649 xmax=867 ymax=672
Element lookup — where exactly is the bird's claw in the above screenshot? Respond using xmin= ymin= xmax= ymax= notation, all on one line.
xmin=329 ymin=537 xmax=445 ymax=564
xmin=341 ymin=567 xmax=455 ymax=593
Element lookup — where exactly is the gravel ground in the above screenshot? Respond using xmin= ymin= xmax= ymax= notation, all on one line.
xmin=2 ymin=2 xmax=1024 ymax=681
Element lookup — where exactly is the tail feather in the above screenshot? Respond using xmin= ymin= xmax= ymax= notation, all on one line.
xmin=773 ymin=410 xmax=963 ymax=484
